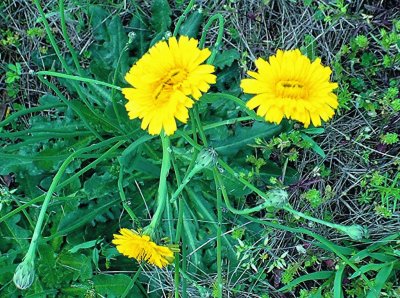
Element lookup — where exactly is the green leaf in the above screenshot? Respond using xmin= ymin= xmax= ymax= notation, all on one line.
xmin=93 ymin=274 xmax=134 ymax=297
xmin=68 ymin=239 xmax=99 ymax=253
xmin=334 ymin=263 xmax=346 ymax=298
xmin=213 ymin=121 xmax=286 ymax=156
xmin=59 ymin=252 xmax=93 ymax=280
xmin=213 ymin=49 xmax=240 ymax=69
xmin=151 ymin=0 xmax=171 ymax=33
xmin=88 ymin=6 xmax=110 ymax=41
xmin=349 ymin=262 xmax=391 ymax=279
xmin=119 ymin=134 xmax=155 ymax=172
xmin=55 ymin=199 xmax=119 ymax=237
xmin=84 ymin=172 xmax=117 ymax=199
xmin=278 ymin=271 xmax=333 ymax=292
xmin=301 ymin=133 xmax=326 ymax=158
xmin=366 ymin=262 xmax=394 ymax=298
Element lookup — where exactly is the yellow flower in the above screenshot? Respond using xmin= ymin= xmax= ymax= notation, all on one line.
xmin=122 ymin=36 xmax=216 ymax=136
xmin=112 ymin=229 xmax=174 ymax=268
xmin=241 ymin=49 xmax=338 ymax=127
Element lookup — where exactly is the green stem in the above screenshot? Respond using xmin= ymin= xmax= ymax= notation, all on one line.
xmin=281 ymin=204 xmax=353 ymax=234
xmin=213 ymin=169 xmax=223 ymax=298
xmin=170 ymin=150 xmax=185 ymax=298
xmin=170 ymin=163 xmax=202 ymax=203
xmin=199 ymin=14 xmax=224 ymax=63
xmin=144 ymin=133 xmax=171 ymax=236
xmin=59 ymin=0 xmax=83 ymax=75
xmin=33 ymin=0 xmax=73 ymax=73
xmin=37 ymin=71 xmax=121 ymax=91
xmin=192 ymin=106 xmax=208 ymax=146
xmin=38 ymin=74 xmax=103 ymax=140
xmin=241 ymin=214 xmax=371 ymax=286
xmin=22 ymin=140 xmax=124 ymax=265
xmin=118 ymin=166 xmax=140 ymax=225
xmin=173 ymin=0 xmax=196 ymax=36
xmin=215 ymin=171 xmax=273 ymax=215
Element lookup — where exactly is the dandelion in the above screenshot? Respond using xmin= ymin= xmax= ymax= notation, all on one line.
xmin=241 ymin=49 xmax=338 ymax=127
xmin=122 ymin=36 xmax=216 ymax=136
xmin=112 ymin=228 xmax=174 ymax=268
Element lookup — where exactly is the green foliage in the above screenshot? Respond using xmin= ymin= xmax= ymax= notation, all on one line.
xmin=1 ymin=0 xmax=400 ymax=297
xmin=5 ymin=63 xmax=21 ymax=98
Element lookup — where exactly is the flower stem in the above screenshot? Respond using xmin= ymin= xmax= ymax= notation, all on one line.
xmin=213 ymin=169 xmax=223 ymax=298
xmin=118 ymin=166 xmax=140 ymax=225
xmin=173 ymin=0 xmax=196 ymax=36
xmin=16 ymin=140 xmax=125 ymax=289
xmin=281 ymin=204 xmax=367 ymax=240
xmin=199 ymin=14 xmax=225 ymax=64
xmin=59 ymin=0 xmax=83 ymax=75
xmin=144 ymin=133 xmax=171 ymax=236
xmin=170 ymin=150 xmax=185 ymax=298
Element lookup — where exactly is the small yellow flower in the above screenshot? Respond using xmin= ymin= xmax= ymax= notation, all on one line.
xmin=112 ymin=228 xmax=174 ymax=268
xmin=241 ymin=49 xmax=338 ymax=127
xmin=122 ymin=36 xmax=216 ymax=136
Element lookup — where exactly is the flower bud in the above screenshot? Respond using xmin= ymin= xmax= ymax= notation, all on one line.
xmin=342 ymin=225 xmax=368 ymax=241
xmin=195 ymin=147 xmax=218 ymax=169
xmin=263 ymin=189 xmax=288 ymax=208
xmin=13 ymin=258 xmax=35 ymax=290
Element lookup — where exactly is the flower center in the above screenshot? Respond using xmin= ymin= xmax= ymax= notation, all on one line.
xmin=154 ymin=68 xmax=187 ymax=101
xmin=276 ymin=80 xmax=308 ymax=99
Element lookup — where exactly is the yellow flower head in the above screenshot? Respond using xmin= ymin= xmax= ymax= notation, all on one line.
xmin=112 ymin=228 xmax=174 ymax=268
xmin=241 ymin=49 xmax=338 ymax=127
xmin=122 ymin=36 xmax=216 ymax=136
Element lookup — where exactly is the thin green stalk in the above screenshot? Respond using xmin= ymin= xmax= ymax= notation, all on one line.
xmin=37 ymin=71 xmax=121 ymax=91
xmin=14 ymin=140 xmax=125 ymax=289
xmin=213 ymin=169 xmax=223 ymax=298
xmin=241 ymin=215 xmax=371 ymax=286
xmin=170 ymin=150 xmax=186 ymax=298
xmin=144 ymin=133 xmax=171 ymax=236
xmin=170 ymin=163 xmax=201 ymax=203
xmin=59 ymin=0 xmax=83 ymax=75
xmin=192 ymin=106 xmax=208 ymax=146
xmin=33 ymin=0 xmax=73 ymax=73
xmin=118 ymin=166 xmax=140 ymax=225
xmin=199 ymin=14 xmax=224 ymax=63
xmin=173 ymin=0 xmax=196 ymax=36
xmin=215 ymin=171 xmax=276 ymax=215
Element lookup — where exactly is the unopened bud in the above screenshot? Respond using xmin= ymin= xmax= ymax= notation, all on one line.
xmin=195 ymin=147 xmax=218 ymax=168
xmin=342 ymin=225 xmax=368 ymax=241
xmin=13 ymin=258 xmax=35 ymax=290
xmin=263 ymin=189 xmax=288 ymax=208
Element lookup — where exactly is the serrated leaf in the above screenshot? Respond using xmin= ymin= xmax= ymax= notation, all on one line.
xmin=59 ymin=252 xmax=93 ymax=280
xmin=213 ymin=49 xmax=240 ymax=69
xmin=151 ymin=0 xmax=171 ymax=33
xmin=83 ymin=172 xmax=117 ymax=199
xmin=93 ymin=274 xmax=133 ymax=297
